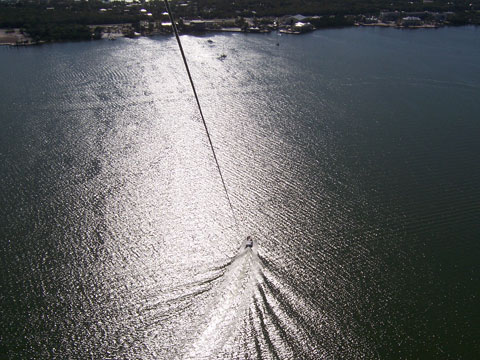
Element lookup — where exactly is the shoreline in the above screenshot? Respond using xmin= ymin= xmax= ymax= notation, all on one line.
xmin=1 ymin=22 xmax=475 ymax=47
xmin=0 ymin=28 xmax=32 ymax=46
xmin=355 ymin=22 xmax=440 ymax=29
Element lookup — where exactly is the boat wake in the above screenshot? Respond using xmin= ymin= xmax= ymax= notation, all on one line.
xmin=183 ymin=239 xmax=261 ymax=359
xmin=169 ymin=232 xmax=366 ymax=360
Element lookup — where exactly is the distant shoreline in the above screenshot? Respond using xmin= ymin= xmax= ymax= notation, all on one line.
xmin=0 ymin=22 xmax=476 ymax=47
xmin=0 ymin=29 xmax=31 ymax=46
xmin=2 ymin=0 xmax=479 ymax=45
xmin=355 ymin=22 xmax=440 ymax=29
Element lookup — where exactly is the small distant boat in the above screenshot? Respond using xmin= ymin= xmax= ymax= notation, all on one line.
xmin=245 ymin=236 xmax=253 ymax=248
xmin=207 ymin=39 xmax=214 ymax=43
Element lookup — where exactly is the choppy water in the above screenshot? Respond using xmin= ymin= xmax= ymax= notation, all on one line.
xmin=1 ymin=26 xmax=479 ymax=359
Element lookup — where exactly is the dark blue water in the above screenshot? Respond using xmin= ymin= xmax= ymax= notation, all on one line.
xmin=1 ymin=26 xmax=479 ymax=359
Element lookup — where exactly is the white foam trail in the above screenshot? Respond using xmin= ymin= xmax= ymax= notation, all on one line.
xmin=183 ymin=242 xmax=261 ymax=359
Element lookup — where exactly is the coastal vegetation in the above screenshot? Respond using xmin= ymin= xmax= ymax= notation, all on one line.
xmin=0 ymin=1 xmax=144 ymax=42
xmin=188 ymin=0 xmax=479 ymax=18
xmin=0 ymin=0 xmax=479 ymax=43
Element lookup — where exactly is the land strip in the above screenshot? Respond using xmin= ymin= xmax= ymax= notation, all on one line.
xmin=1 ymin=0 xmax=479 ymax=45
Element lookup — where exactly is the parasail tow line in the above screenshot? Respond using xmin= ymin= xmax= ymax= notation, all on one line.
xmin=163 ymin=0 xmax=237 ymax=224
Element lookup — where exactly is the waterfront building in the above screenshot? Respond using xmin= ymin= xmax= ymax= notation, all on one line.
xmin=402 ymin=16 xmax=423 ymax=26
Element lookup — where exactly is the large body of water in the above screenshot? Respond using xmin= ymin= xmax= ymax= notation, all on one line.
xmin=1 ymin=26 xmax=479 ymax=359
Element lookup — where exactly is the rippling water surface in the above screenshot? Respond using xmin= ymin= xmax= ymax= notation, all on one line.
xmin=1 ymin=27 xmax=480 ymax=359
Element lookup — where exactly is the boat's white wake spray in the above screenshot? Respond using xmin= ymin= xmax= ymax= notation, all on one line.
xmin=183 ymin=240 xmax=262 ymax=359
